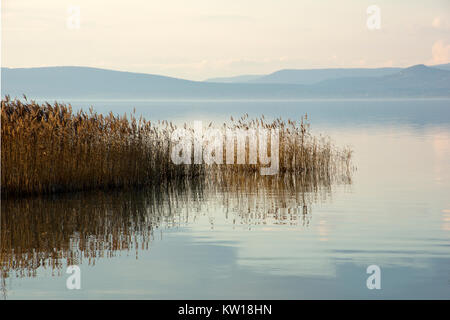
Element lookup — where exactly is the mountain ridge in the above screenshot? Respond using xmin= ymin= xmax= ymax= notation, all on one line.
xmin=2 ymin=64 xmax=449 ymax=99
xmin=205 ymin=63 xmax=450 ymax=84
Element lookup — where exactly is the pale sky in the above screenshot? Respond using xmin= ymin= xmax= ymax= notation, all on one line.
xmin=2 ymin=0 xmax=450 ymax=80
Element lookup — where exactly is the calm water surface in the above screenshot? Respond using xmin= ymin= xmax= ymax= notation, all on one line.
xmin=1 ymin=99 xmax=450 ymax=299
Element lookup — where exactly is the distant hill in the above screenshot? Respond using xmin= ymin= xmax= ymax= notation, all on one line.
xmin=310 ymin=64 xmax=450 ymax=96
xmin=205 ymin=74 xmax=262 ymax=83
xmin=206 ymin=63 xmax=450 ymax=84
xmin=205 ymin=68 xmax=402 ymax=84
xmin=249 ymin=67 xmax=402 ymax=85
xmin=2 ymin=65 xmax=449 ymax=99
xmin=1 ymin=66 xmax=198 ymax=98
xmin=432 ymin=63 xmax=450 ymax=71
xmin=1 ymin=66 xmax=310 ymax=99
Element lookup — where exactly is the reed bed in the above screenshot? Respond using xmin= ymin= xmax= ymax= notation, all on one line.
xmin=1 ymin=96 xmax=352 ymax=197
xmin=1 ymin=96 xmax=200 ymax=196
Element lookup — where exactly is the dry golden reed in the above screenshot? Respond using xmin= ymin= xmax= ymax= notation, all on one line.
xmin=1 ymin=96 xmax=352 ymax=197
xmin=1 ymin=96 xmax=199 ymax=196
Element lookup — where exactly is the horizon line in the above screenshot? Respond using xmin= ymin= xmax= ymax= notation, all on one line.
xmin=1 ymin=62 xmax=449 ymax=82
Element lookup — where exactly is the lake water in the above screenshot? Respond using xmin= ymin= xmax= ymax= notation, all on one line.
xmin=1 ymin=99 xmax=450 ymax=299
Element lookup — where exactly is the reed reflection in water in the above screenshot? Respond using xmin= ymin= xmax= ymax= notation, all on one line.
xmin=0 ymin=169 xmax=351 ymax=298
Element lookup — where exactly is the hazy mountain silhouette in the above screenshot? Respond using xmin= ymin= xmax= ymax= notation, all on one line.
xmin=432 ymin=63 xmax=450 ymax=71
xmin=1 ymin=66 xmax=306 ymax=99
xmin=311 ymin=64 xmax=450 ymax=96
xmin=1 ymin=66 xmax=198 ymax=98
xmin=205 ymin=68 xmax=400 ymax=84
xmin=2 ymin=64 xmax=449 ymax=99
xmin=206 ymin=74 xmax=263 ymax=83
xmin=246 ymin=67 xmax=402 ymax=85
xmin=205 ymin=64 xmax=450 ymax=84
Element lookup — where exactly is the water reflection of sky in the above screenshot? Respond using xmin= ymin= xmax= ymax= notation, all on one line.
xmin=51 ymin=98 xmax=450 ymax=128
xmin=2 ymin=99 xmax=450 ymax=299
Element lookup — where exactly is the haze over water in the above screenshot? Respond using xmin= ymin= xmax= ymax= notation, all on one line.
xmin=2 ymin=99 xmax=450 ymax=299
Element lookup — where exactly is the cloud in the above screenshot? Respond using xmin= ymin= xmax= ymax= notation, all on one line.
xmin=429 ymin=40 xmax=450 ymax=65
